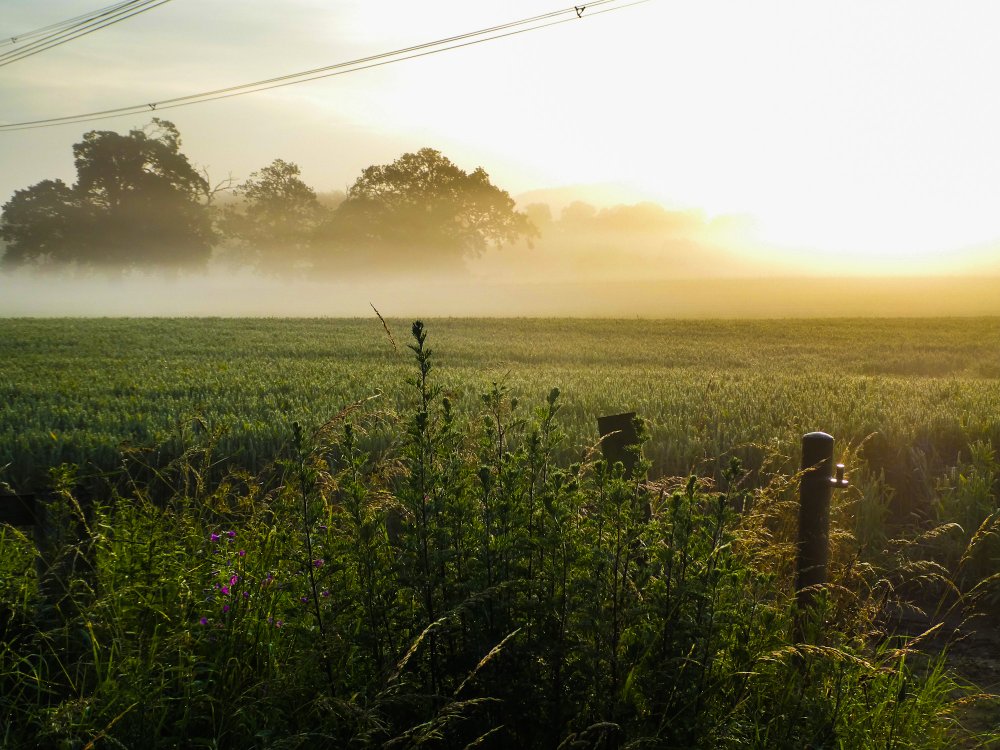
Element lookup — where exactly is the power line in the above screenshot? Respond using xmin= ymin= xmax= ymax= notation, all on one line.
xmin=0 ymin=0 xmax=651 ymax=132
xmin=0 ymin=0 xmax=174 ymax=67
xmin=1 ymin=1 xmax=136 ymax=46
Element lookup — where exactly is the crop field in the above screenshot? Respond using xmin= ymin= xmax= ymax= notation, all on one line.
xmin=3 ymin=317 xmax=1000 ymax=503
xmin=1 ymin=317 xmax=999 ymax=748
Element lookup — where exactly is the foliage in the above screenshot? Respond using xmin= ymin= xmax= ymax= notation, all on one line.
xmin=1 ymin=322 xmax=993 ymax=748
xmin=317 ymin=148 xmax=537 ymax=271
xmin=1 ymin=120 xmax=215 ymax=270
xmin=221 ymin=159 xmax=327 ymax=273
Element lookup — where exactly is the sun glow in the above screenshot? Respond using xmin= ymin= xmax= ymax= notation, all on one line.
xmin=4 ymin=1 xmax=1000 ymax=280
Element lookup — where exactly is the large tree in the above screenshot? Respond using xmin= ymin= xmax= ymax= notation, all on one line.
xmin=1 ymin=119 xmax=215 ymax=270
xmin=319 ymin=148 xmax=536 ymax=271
xmin=0 ymin=179 xmax=80 ymax=267
xmin=221 ymin=159 xmax=325 ymax=273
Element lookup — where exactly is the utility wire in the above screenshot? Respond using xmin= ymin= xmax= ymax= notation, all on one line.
xmin=1 ymin=1 xmax=136 ymax=46
xmin=0 ymin=0 xmax=651 ymax=132
xmin=0 ymin=0 xmax=173 ymax=67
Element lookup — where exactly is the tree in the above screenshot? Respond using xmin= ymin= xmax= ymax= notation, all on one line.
xmin=221 ymin=159 xmax=325 ymax=273
xmin=1 ymin=119 xmax=214 ymax=270
xmin=0 ymin=179 xmax=80 ymax=267
xmin=319 ymin=148 xmax=536 ymax=271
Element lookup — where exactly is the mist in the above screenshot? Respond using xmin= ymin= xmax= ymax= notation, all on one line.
xmin=6 ymin=187 xmax=1000 ymax=317
xmin=4 ymin=264 xmax=1000 ymax=318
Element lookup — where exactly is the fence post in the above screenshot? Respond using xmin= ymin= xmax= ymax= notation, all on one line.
xmin=0 ymin=491 xmax=95 ymax=627
xmin=597 ymin=412 xmax=640 ymax=478
xmin=795 ymin=432 xmax=848 ymax=642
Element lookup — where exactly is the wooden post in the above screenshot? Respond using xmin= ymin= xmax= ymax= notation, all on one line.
xmin=795 ymin=432 xmax=848 ymax=641
xmin=1 ymin=491 xmax=95 ymax=625
xmin=0 ymin=493 xmax=38 ymax=528
xmin=597 ymin=412 xmax=640 ymax=478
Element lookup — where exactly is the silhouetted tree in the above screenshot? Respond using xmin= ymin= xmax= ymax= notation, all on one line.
xmin=221 ymin=159 xmax=326 ymax=273
xmin=317 ymin=148 xmax=536 ymax=272
xmin=1 ymin=119 xmax=214 ymax=270
xmin=0 ymin=180 xmax=80 ymax=267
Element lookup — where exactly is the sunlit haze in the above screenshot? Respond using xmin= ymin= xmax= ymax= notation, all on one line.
xmin=3 ymin=0 xmax=1000 ymax=314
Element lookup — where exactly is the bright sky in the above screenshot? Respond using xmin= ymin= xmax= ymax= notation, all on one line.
xmin=3 ymin=0 xmax=1000 ymax=274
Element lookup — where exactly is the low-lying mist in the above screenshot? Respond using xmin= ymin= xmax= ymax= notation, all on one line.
xmin=4 ymin=267 xmax=1000 ymax=317
xmin=4 ymin=196 xmax=1000 ymax=317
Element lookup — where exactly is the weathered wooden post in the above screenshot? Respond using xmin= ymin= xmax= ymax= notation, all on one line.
xmin=0 ymin=494 xmax=43 ymax=631
xmin=0 ymin=491 xmax=95 ymax=626
xmin=795 ymin=432 xmax=848 ymax=641
xmin=0 ymin=493 xmax=38 ymax=529
xmin=597 ymin=412 xmax=640 ymax=477
xmin=598 ymin=412 xmax=652 ymax=523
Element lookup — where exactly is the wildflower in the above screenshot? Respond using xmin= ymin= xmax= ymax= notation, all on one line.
xmin=222 ymin=604 xmax=230 ymax=614
xmin=220 ymin=586 xmax=230 ymax=596
xmin=243 ymin=591 xmax=250 ymax=600
xmin=199 ymin=616 xmax=208 ymax=626
xmin=321 ymin=590 xmax=330 ymax=598
xmin=275 ymin=620 xmax=283 ymax=628
xmin=238 ymin=549 xmax=246 ymax=557
xmin=227 ymin=530 xmax=236 ymax=539
xmin=230 ymin=574 xmax=239 ymax=586
xmin=210 ymin=533 xmax=220 ymax=542
xmin=300 ymin=596 xmax=309 ymax=604
xmin=313 ymin=559 xmax=324 ymax=568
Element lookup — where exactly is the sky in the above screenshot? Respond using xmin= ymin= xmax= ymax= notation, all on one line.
xmin=3 ymin=0 xmax=1000 ymax=277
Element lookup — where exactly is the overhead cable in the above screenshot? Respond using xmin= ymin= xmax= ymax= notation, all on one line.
xmin=0 ymin=0 xmax=651 ymax=132
xmin=1 ymin=1 xmax=137 ymax=46
xmin=0 ymin=0 xmax=174 ymax=67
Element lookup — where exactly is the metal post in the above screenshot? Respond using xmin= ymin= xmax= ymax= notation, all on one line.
xmin=795 ymin=432 xmax=848 ymax=641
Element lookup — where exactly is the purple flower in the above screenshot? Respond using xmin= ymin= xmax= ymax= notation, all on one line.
xmin=238 ymin=549 xmax=246 ymax=557
xmin=300 ymin=596 xmax=309 ymax=604
xmin=275 ymin=620 xmax=283 ymax=628
xmin=243 ymin=591 xmax=250 ymax=599
xmin=227 ymin=530 xmax=236 ymax=539
xmin=230 ymin=574 xmax=239 ymax=586
xmin=222 ymin=604 xmax=230 ymax=614
xmin=321 ymin=590 xmax=330 ymax=598
xmin=210 ymin=533 xmax=220 ymax=542
xmin=313 ymin=559 xmax=324 ymax=568
xmin=199 ymin=616 xmax=208 ymax=626
xmin=220 ymin=586 xmax=230 ymax=596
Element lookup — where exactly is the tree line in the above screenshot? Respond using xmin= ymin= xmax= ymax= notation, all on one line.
xmin=0 ymin=120 xmax=537 ymax=273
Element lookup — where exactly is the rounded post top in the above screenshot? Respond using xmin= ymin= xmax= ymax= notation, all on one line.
xmin=801 ymin=432 xmax=835 ymax=473
xmin=802 ymin=431 xmax=833 ymax=442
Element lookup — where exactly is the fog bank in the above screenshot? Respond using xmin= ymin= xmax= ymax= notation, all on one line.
xmin=3 ymin=270 xmax=1000 ymax=318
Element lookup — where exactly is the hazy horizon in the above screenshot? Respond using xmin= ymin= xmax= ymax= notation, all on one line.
xmin=5 ymin=1 xmax=1000 ymax=316
xmin=3 ymin=266 xmax=1000 ymax=318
